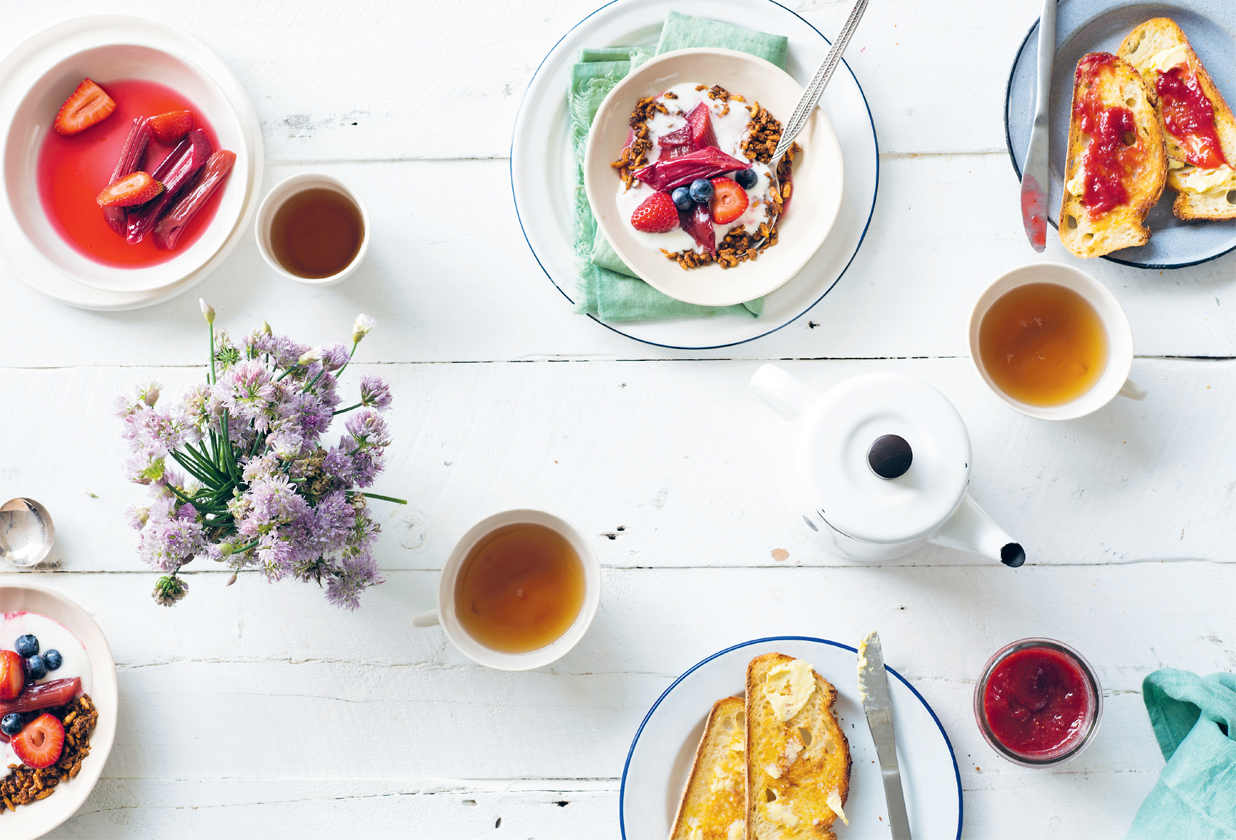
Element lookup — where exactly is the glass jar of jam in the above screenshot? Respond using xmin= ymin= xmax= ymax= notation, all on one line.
xmin=973 ymin=638 xmax=1102 ymax=766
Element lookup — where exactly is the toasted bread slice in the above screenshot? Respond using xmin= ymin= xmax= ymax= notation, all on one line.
xmin=1059 ymin=52 xmax=1166 ymax=257
xmin=670 ymin=696 xmax=747 ymax=840
xmin=1119 ymin=17 xmax=1236 ymax=220
xmin=745 ymin=654 xmax=851 ymax=840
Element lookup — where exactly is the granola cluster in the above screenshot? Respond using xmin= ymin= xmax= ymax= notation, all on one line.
xmin=610 ymin=95 xmax=666 ymax=188
xmin=0 ymin=694 xmax=97 ymax=814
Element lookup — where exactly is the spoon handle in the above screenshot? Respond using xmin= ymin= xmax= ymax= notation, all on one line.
xmin=771 ymin=0 xmax=870 ymax=161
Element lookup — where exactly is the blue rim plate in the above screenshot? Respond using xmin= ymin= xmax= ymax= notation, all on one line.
xmin=1005 ymin=0 xmax=1236 ymax=269
xmin=509 ymin=0 xmax=879 ymax=350
xmin=620 ymin=636 xmax=963 ymax=839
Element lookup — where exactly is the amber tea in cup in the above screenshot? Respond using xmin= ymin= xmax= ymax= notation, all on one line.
xmin=268 ymin=187 xmax=364 ymax=279
xmin=453 ymin=522 xmax=585 ymax=654
xmin=978 ymin=282 xmax=1108 ymax=407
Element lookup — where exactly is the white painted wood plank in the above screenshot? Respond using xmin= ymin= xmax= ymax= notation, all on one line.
xmin=3 ymin=156 xmax=1236 ymax=368
xmin=0 ymin=0 xmax=1042 ymax=161
xmin=3 ymin=357 xmax=1236 ymax=573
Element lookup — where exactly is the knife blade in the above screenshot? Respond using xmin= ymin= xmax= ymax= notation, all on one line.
xmin=1020 ymin=0 xmax=1058 ymax=251
xmin=858 ymin=631 xmax=912 ymax=839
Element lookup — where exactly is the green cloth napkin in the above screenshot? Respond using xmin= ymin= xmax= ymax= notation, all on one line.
xmin=1127 ymin=669 xmax=1236 ymax=839
xmin=568 ymin=13 xmax=788 ymax=322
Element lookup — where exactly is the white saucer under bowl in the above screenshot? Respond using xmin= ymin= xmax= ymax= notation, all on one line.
xmin=0 ymin=15 xmax=263 ymax=310
xmin=0 ymin=583 xmax=118 ymax=840
xmin=584 ymin=48 xmax=844 ymax=307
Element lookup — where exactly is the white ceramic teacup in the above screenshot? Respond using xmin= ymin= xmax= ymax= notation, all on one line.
xmin=412 ymin=509 xmax=600 ymax=671
xmin=969 ymin=263 xmax=1143 ymax=421
xmin=254 ymin=173 xmax=369 ymax=285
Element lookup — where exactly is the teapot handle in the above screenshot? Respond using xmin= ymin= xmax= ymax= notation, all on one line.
xmin=750 ymin=364 xmax=811 ymax=419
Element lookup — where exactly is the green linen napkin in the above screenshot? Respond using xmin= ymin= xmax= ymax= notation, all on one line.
xmin=568 ymin=13 xmax=788 ymax=322
xmin=1127 ymin=669 xmax=1236 ymax=839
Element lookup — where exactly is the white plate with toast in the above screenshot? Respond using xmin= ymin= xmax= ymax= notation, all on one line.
xmin=1006 ymin=0 xmax=1236 ymax=268
xmin=620 ymin=636 xmax=962 ymax=839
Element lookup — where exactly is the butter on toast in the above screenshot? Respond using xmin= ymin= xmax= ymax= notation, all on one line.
xmin=1119 ymin=17 xmax=1236 ymax=220
xmin=670 ymin=696 xmax=748 ymax=840
xmin=1059 ymin=52 xmax=1166 ymax=258
xmin=745 ymin=654 xmax=851 ymax=840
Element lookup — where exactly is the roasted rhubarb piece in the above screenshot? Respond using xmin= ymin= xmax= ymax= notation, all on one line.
xmin=633 ymin=147 xmax=749 ymax=191
xmin=101 ymin=116 xmax=152 ymax=234
xmin=679 ymin=203 xmax=716 ymax=255
xmin=657 ymin=103 xmax=718 ymax=158
xmin=126 ymin=128 xmax=213 ymax=244
xmin=0 ymin=677 xmax=81 ymax=717
xmin=153 ymin=149 xmax=236 ymax=249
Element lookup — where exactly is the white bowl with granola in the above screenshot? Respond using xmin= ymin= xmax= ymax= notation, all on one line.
xmin=584 ymin=48 xmax=844 ymax=307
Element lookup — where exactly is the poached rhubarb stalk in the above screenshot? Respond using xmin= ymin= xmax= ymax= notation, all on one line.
xmin=102 ymin=116 xmax=151 ymax=234
xmin=632 ymin=147 xmax=749 ymax=191
xmin=0 ymin=677 xmax=81 ymax=717
xmin=126 ymin=127 xmax=213 ymax=244
xmin=153 ymin=149 xmax=236 ymax=249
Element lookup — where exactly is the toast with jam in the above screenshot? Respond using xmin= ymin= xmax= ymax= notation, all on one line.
xmin=1059 ymin=52 xmax=1167 ymax=258
xmin=1119 ymin=17 xmax=1236 ymax=220
xmin=669 ymin=696 xmax=747 ymax=840
xmin=745 ymin=654 xmax=851 ymax=840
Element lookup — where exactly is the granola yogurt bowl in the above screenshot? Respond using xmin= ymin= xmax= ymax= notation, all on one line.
xmin=584 ymin=48 xmax=843 ymax=307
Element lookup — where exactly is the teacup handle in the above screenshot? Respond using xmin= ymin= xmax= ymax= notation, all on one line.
xmin=1118 ymin=378 xmax=1147 ymax=401
xmin=412 ymin=610 xmax=440 ymax=628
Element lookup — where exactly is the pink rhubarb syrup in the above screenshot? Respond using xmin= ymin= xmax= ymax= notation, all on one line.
xmin=37 ymin=78 xmax=224 ymax=268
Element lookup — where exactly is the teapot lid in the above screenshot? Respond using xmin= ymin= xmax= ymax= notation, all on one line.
xmin=805 ymin=373 xmax=971 ymax=544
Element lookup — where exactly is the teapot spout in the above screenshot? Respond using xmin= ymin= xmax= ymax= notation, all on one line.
xmin=750 ymin=364 xmax=812 ymax=419
xmin=930 ymin=494 xmax=1025 ymax=567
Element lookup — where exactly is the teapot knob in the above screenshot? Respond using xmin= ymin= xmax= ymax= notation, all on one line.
xmin=868 ymin=434 xmax=913 ymax=479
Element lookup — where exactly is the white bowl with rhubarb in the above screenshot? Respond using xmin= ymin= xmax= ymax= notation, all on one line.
xmin=584 ymin=48 xmax=844 ymax=308
xmin=1 ymin=43 xmax=250 ymax=294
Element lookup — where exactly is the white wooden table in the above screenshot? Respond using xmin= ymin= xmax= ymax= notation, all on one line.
xmin=2 ymin=1 xmax=1234 ymax=836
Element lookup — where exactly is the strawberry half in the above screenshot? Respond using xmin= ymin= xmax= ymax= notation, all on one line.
xmin=53 ymin=79 xmax=116 ymax=136
xmin=147 ymin=109 xmax=193 ymax=144
xmin=709 ymin=177 xmax=749 ymax=224
xmin=12 ymin=713 xmax=64 ymax=769
xmin=630 ymin=191 xmax=679 ymax=233
xmin=96 ymin=171 xmax=163 ymax=208
xmin=0 ymin=651 xmax=22 ymax=701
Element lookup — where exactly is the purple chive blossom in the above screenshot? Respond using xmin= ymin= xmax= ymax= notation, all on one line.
xmin=321 ymin=343 xmax=350 ymax=371
xmin=325 ymin=551 xmax=383 ymax=610
xmin=138 ymin=511 xmax=206 ymax=572
xmin=359 ymin=376 xmax=392 ymax=410
xmin=346 ymin=410 xmax=391 ymax=448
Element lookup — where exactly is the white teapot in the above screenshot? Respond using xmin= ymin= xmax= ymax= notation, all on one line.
xmin=750 ymin=365 xmax=1025 ymax=567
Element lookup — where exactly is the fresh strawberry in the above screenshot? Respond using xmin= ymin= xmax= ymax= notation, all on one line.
xmin=709 ymin=177 xmax=749 ymax=224
xmin=0 ymin=652 xmax=22 ymax=701
xmin=630 ymin=191 xmax=679 ymax=233
xmin=96 ymin=171 xmax=163 ymax=208
xmin=53 ymin=79 xmax=116 ymax=136
xmin=147 ymin=109 xmax=193 ymax=144
xmin=12 ymin=713 xmax=64 ymax=769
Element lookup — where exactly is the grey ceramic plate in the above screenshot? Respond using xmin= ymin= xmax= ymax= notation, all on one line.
xmin=1005 ymin=0 xmax=1236 ymax=269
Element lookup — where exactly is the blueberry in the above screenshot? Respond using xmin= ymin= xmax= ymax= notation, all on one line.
xmin=14 ymin=635 xmax=38 ymax=658
xmin=24 ymin=655 xmax=45 ymax=681
xmin=688 ymin=178 xmax=714 ymax=204
xmin=735 ymin=168 xmax=758 ymax=189
xmin=0 ymin=714 xmax=21 ymax=737
xmin=670 ymin=186 xmax=693 ymax=212
xmin=42 ymin=649 xmax=62 ymax=671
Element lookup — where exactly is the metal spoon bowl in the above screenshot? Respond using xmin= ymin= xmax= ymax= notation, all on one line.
xmin=0 ymin=497 xmax=56 ymax=568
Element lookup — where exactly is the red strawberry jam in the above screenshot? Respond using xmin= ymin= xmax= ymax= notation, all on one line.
xmin=981 ymin=643 xmax=1097 ymax=761
xmin=1073 ymin=54 xmax=1141 ymax=217
xmin=1155 ymin=65 xmax=1228 ymax=169
xmin=37 ymin=79 xmax=223 ymax=268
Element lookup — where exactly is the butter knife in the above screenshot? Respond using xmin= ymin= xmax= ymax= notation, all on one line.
xmin=858 ymin=631 xmax=911 ymax=839
xmin=1020 ymin=0 xmax=1057 ymax=251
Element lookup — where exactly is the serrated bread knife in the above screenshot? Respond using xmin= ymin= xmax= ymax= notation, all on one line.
xmin=858 ymin=631 xmax=912 ymax=839
xmin=1020 ymin=0 xmax=1057 ymax=251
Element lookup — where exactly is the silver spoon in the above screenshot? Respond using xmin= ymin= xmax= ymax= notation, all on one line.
xmin=752 ymin=0 xmax=869 ymax=247
xmin=0 ymin=498 xmax=56 ymax=568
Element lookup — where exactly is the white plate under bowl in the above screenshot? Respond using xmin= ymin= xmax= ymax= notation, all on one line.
xmin=511 ymin=0 xmax=878 ymax=349
xmin=0 ymin=15 xmax=263 ymax=310
xmin=584 ymin=48 xmax=843 ymax=307
xmin=0 ymin=583 xmax=118 ymax=840
xmin=620 ymin=636 xmax=962 ymax=839
xmin=2 ymin=41 xmax=248 ymax=294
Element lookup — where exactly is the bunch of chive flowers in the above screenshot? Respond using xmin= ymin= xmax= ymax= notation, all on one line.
xmin=117 ymin=301 xmax=405 ymax=609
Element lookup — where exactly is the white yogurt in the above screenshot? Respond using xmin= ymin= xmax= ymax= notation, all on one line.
xmin=0 ymin=612 xmax=90 ymax=768
xmin=615 ymin=82 xmax=777 ymax=254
